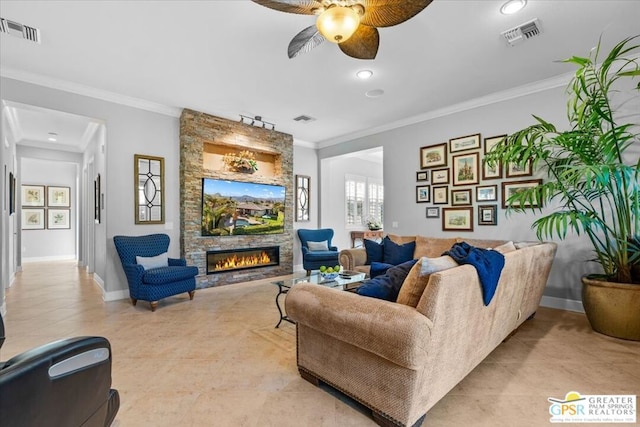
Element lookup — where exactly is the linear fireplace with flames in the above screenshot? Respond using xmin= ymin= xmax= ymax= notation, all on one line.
xmin=206 ymin=246 xmax=280 ymax=275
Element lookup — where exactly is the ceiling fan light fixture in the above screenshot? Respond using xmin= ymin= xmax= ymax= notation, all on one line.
xmin=316 ymin=4 xmax=360 ymax=43
xmin=500 ymin=0 xmax=527 ymax=15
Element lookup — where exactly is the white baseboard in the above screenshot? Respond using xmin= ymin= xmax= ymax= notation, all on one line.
xmin=540 ymin=295 xmax=584 ymax=313
xmin=294 ymin=264 xmax=305 ymax=273
xmin=91 ymin=272 xmax=128 ymax=301
xmin=22 ymin=255 xmax=76 ymax=262
xmin=103 ymin=289 xmax=129 ymax=302
xmin=0 ymin=302 xmax=6 ymax=317
xmin=93 ymin=272 xmax=104 ymax=288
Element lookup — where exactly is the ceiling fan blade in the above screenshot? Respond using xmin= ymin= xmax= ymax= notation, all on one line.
xmin=288 ymin=26 xmax=325 ymax=58
xmin=339 ymin=25 xmax=379 ymax=60
xmin=251 ymin=0 xmax=320 ymax=15
xmin=360 ymin=0 xmax=433 ymax=27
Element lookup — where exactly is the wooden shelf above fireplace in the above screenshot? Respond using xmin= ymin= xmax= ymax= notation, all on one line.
xmin=203 ymin=143 xmax=281 ymax=178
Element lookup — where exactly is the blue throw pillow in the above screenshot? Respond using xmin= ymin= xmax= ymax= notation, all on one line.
xmin=370 ymin=261 xmax=394 ymax=279
xmin=357 ymin=259 xmax=418 ymax=302
xmin=364 ymin=239 xmax=384 ymax=265
xmin=383 ymin=236 xmax=416 ymax=265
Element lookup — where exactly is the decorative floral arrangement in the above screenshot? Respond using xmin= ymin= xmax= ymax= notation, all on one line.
xmin=366 ymin=218 xmax=382 ymax=230
xmin=223 ymin=150 xmax=258 ymax=173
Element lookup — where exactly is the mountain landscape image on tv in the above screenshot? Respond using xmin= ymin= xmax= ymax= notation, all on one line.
xmin=201 ymin=178 xmax=285 ymax=236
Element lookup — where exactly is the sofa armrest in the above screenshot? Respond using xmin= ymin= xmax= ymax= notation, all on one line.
xmin=286 ymin=284 xmax=432 ymax=369
xmin=168 ymin=258 xmax=186 ymax=267
xmin=339 ymin=248 xmax=367 ymax=271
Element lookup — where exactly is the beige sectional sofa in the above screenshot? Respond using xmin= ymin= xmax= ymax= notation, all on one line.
xmin=286 ymin=236 xmax=557 ymax=427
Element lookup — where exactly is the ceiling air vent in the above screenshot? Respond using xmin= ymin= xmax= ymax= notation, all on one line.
xmin=293 ymin=115 xmax=316 ymax=123
xmin=501 ymin=18 xmax=542 ymax=47
xmin=0 ymin=17 xmax=41 ymax=43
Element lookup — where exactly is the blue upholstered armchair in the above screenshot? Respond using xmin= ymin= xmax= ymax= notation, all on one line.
xmin=113 ymin=234 xmax=198 ymax=311
xmin=297 ymin=228 xmax=340 ymax=275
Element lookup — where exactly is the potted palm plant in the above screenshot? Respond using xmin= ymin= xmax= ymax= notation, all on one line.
xmin=485 ymin=36 xmax=640 ymax=340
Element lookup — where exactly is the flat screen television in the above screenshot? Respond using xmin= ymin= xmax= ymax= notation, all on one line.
xmin=202 ymin=178 xmax=285 ymax=236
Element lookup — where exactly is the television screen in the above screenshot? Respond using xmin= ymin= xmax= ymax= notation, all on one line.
xmin=202 ymin=178 xmax=286 ymax=236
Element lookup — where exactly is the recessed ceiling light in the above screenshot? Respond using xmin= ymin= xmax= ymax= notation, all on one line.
xmin=500 ymin=0 xmax=527 ymax=15
xmin=47 ymin=132 xmax=58 ymax=142
xmin=356 ymin=69 xmax=373 ymax=79
xmin=365 ymin=89 xmax=384 ymax=98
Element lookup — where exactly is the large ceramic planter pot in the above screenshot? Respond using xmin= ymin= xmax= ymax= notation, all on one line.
xmin=582 ymin=276 xmax=640 ymax=341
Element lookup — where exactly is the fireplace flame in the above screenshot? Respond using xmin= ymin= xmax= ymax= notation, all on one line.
xmin=214 ymin=251 xmax=272 ymax=271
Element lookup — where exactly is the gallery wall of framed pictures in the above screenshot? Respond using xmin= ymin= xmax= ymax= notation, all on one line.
xmin=20 ymin=184 xmax=71 ymax=230
xmin=417 ymin=133 xmax=542 ymax=231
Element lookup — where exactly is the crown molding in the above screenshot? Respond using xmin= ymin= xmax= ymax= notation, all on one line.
xmin=316 ymin=71 xmax=574 ymax=149
xmin=1 ymin=66 xmax=182 ymax=117
xmin=293 ymin=138 xmax=315 ymax=148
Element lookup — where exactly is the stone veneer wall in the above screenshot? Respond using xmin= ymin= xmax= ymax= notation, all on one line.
xmin=180 ymin=109 xmax=294 ymax=287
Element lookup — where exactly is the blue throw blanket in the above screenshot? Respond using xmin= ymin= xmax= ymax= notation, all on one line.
xmin=443 ymin=242 xmax=505 ymax=305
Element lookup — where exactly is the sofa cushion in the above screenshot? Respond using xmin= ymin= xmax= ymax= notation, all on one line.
xmin=386 ymin=234 xmax=417 ymax=245
xmin=492 ymin=241 xmax=517 ymax=254
xmin=357 ymin=259 xmax=418 ymax=301
xmin=413 ymin=236 xmax=458 ymax=258
xmin=370 ymin=261 xmax=394 ymax=279
xmin=307 ymin=240 xmax=329 ymax=251
xmin=363 ymin=239 xmax=384 ymax=265
xmin=142 ymin=266 xmax=199 ymax=285
xmin=457 ymin=238 xmax=508 ymax=249
xmin=396 ymin=256 xmax=458 ymax=307
xmin=383 ymin=236 xmax=416 ymax=265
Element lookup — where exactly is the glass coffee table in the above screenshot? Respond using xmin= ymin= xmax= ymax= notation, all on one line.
xmin=271 ymin=271 xmax=367 ymax=328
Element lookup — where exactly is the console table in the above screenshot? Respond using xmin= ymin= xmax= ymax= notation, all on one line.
xmin=350 ymin=230 xmax=384 ymax=248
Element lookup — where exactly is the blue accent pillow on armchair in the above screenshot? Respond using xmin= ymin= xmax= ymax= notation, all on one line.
xmin=357 ymin=259 xmax=418 ymax=301
xmin=383 ymin=236 xmax=416 ymax=265
xmin=364 ymin=239 xmax=384 ymax=265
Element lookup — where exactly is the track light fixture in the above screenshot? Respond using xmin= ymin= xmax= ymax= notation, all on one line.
xmin=239 ymin=114 xmax=275 ymax=130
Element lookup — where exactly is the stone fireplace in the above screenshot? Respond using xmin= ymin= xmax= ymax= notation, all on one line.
xmin=179 ymin=109 xmax=293 ymax=287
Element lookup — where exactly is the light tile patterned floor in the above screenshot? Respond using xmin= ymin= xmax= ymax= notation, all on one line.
xmin=2 ymin=261 xmax=638 ymax=426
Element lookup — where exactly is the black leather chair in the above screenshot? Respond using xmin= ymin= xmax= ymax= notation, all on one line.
xmin=0 ymin=313 xmax=119 ymax=426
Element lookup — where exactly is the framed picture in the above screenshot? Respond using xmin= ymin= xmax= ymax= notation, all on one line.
xmin=478 ymin=205 xmax=498 ymax=226
xmin=420 ymin=143 xmax=448 ymax=169
xmin=449 ymin=133 xmax=481 ymax=153
xmin=22 ymin=185 xmax=45 ymax=207
xmin=48 ymin=209 xmax=71 ymax=229
xmin=47 ymin=186 xmax=70 ymax=207
xmin=94 ymin=174 xmax=101 ymax=224
xmin=9 ymin=172 xmax=16 ymax=215
xmin=416 ymin=185 xmax=431 ymax=203
xmin=442 ymin=207 xmax=474 ymax=232
xmin=431 ymin=168 xmax=450 ymax=184
xmin=22 ymin=208 xmax=45 ymax=230
xmin=452 ymin=152 xmax=480 ymax=186
xmin=416 ymin=171 xmax=429 ymax=182
xmin=451 ymin=188 xmax=472 ymax=206
xmin=432 ymin=186 xmax=448 ymax=205
xmin=506 ymin=160 xmax=533 ymax=178
xmin=483 ymin=135 xmax=505 ymax=180
xmin=502 ymin=179 xmax=543 ymax=209
xmin=476 ymin=185 xmax=498 ymax=202
xmin=426 ymin=207 xmax=440 ymax=218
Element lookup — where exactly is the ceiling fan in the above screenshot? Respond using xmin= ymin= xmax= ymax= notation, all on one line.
xmin=251 ymin=0 xmax=433 ymax=60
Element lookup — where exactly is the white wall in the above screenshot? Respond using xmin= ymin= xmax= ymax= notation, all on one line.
xmin=292 ymin=144 xmax=319 ymax=272
xmin=0 ymin=104 xmax=18 ymax=316
xmin=20 ymin=156 xmax=78 ymax=261
xmin=320 ymin=154 xmax=383 ymax=251
xmin=318 ymin=84 xmax=596 ymax=303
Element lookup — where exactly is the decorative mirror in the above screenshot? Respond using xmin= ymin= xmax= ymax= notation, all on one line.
xmin=295 ymin=174 xmax=310 ymax=222
xmin=134 ymin=154 xmax=165 ymax=224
